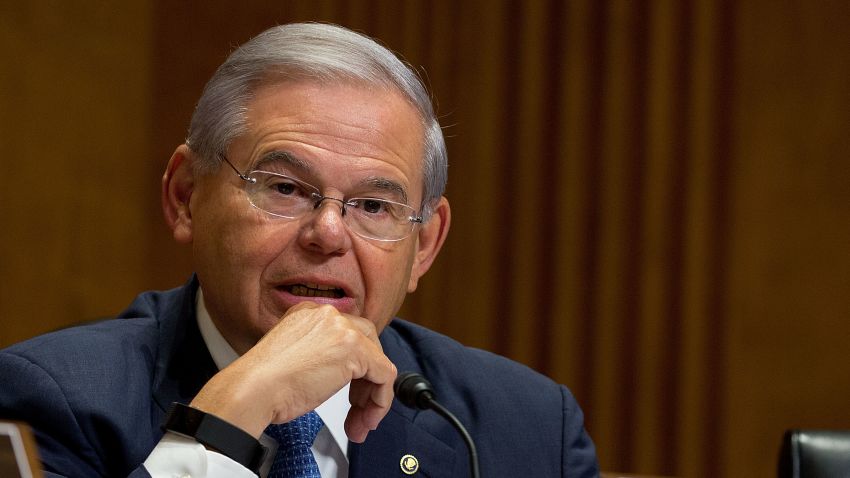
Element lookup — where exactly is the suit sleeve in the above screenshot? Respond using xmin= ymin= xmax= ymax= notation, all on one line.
xmin=0 ymin=351 xmax=154 ymax=477
xmin=560 ymin=385 xmax=600 ymax=477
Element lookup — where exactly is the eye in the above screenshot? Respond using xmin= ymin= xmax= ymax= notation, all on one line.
xmin=347 ymin=198 xmax=390 ymax=216
xmin=350 ymin=198 xmax=410 ymax=220
xmin=361 ymin=199 xmax=386 ymax=214
xmin=273 ymin=181 xmax=297 ymax=195
xmin=258 ymin=174 xmax=309 ymax=198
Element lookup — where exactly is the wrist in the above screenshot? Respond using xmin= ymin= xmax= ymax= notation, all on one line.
xmin=162 ymin=402 xmax=268 ymax=474
xmin=191 ymin=366 xmax=274 ymax=438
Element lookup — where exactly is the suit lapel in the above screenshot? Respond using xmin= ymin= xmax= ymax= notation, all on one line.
xmin=347 ymin=321 xmax=466 ymax=477
xmin=349 ymin=404 xmax=460 ymax=478
xmin=150 ymin=278 xmax=218 ymax=420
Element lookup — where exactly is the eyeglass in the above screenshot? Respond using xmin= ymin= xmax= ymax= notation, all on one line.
xmin=220 ymin=154 xmax=423 ymax=242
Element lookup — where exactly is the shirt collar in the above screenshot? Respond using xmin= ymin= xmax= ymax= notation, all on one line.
xmin=195 ymin=288 xmax=351 ymax=455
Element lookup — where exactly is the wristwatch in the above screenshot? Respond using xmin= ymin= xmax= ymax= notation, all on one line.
xmin=162 ymin=402 xmax=268 ymax=474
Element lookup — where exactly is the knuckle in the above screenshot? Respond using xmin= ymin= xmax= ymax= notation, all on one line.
xmin=345 ymin=357 xmax=366 ymax=377
xmin=318 ymin=303 xmax=337 ymax=312
xmin=338 ymin=327 xmax=361 ymax=347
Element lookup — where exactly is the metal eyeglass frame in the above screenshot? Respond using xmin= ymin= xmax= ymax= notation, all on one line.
xmin=218 ymin=153 xmax=423 ymax=242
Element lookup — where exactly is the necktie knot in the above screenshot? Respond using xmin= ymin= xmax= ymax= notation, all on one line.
xmin=265 ymin=411 xmax=324 ymax=478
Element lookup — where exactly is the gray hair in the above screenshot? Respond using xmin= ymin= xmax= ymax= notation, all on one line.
xmin=186 ymin=22 xmax=447 ymax=216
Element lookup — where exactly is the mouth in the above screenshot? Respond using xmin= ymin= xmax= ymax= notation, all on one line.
xmin=284 ymin=283 xmax=346 ymax=299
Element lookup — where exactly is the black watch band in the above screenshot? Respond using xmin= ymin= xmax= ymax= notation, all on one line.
xmin=163 ymin=402 xmax=268 ymax=474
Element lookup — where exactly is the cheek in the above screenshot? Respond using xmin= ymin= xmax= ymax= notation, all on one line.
xmin=361 ymin=244 xmax=417 ymax=317
xmin=192 ymin=199 xmax=286 ymax=287
xmin=214 ymin=225 xmax=293 ymax=280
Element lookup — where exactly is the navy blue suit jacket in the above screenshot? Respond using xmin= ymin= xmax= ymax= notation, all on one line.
xmin=0 ymin=280 xmax=598 ymax=477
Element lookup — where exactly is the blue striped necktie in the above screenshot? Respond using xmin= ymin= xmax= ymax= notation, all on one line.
xmin=265 ymin=411 xmax=324 ymax=478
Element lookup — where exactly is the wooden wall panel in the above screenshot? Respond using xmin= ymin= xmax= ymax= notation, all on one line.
xmin=0 ymin=1 xmax=153 ymax=343
xmin=2 ymin=1 xmax=849 ymax=477
xmin=722 ymin=1 xmax=850 ymax=475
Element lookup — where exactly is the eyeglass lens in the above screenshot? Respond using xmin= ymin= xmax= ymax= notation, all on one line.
xmin=244 ymin=171 xmax=420 ymax=241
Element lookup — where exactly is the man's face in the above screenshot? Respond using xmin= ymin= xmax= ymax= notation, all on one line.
xmin=175 ymin=80 xmax=443 ymax=353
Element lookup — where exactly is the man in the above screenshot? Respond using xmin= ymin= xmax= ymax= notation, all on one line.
xmin=0 ymin=23 xmax=598 ymax=477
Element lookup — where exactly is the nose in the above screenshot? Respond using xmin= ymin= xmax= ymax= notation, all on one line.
xmin=297 ymin=198 xmax=352 ymax=255
xmin=312 ymin=195 xmax=349 ymax=216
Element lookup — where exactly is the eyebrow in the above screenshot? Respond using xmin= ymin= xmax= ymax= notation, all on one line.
xmin=253 ymin=150 xmax=411 ymax=204
xmin=359 ymin=177 xmax=410 ymax=204
xmin=253 ymin=150 xmax=313 ymax=174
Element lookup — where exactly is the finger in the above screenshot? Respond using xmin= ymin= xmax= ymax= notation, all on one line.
xmin=349 ymin=370 xmax=395 ymax=408
xmin=352 ymin=342 xmax=396 ymax=390
xmin=340 ymin=313 xmax=382 ymax=344
xmin=344 ymin=398 xmax=392 ymax=443
xmin=344 ymin=363 xmax=396 ymax=442
xmin=284 ymin=300 xmax=321 ymax=314
xmin=351 ymin=368 xmax=396 ymax=408
xmin=344 ymin=409 xmax=370 ymax=443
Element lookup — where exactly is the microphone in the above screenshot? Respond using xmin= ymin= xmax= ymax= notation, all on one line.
xmin=394 ymin=372 xmax=481 ymax=478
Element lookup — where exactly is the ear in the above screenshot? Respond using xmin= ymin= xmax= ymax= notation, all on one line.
xmin=162 ymin=145 xmax=197 ymax=244
xmin=407 ymin=196 xmax=451 ymax=292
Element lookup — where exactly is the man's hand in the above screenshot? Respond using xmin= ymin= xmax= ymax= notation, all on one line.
xmin=189 ymin=302 xmax=397 ymax=442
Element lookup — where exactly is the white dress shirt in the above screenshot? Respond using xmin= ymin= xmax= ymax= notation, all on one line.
xmin=144 ymin=289 xmax=351 ymax=477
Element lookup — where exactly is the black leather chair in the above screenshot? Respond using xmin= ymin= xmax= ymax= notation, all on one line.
xmin=779 ymin=429 xmax=850 ymax=478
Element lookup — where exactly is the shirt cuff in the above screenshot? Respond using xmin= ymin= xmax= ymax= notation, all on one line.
xmin=143 ymin=431 xmax=258 ymax=478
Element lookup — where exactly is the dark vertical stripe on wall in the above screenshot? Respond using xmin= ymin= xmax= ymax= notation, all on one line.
xmin=704 ymin=1 xmax=735 ymax=476
xmin=396 ymin=1 xmax=433 ymax=323
xmin=417 ymin=3 xmax=436 ymax=107
xmin=434 ymin=1 xmax=456 ymax=333
xmin=576 ymin=0 xmax=608 ymax=420
xmin=534 ymin=0 xmax=568 ymax=376
xmin=618 ymin=2 xmax=651 ymax=470
xmin=365 ymin=0 xmax=381 ymax=34
xmin=491 ymin=0 xmax=524 ymax=357
xmin=339 ymin=2 xmax=354 ymax=29
xmin=660 ymin=1 xmax=695 ymax=473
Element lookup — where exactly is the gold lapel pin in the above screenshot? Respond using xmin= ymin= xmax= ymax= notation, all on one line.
xmin=400 ymin=454 xmax=419 ymax=475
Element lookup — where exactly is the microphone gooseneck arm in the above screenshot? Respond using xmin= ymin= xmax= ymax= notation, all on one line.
xmin=394 ymin=372 xmax=481 ymax=478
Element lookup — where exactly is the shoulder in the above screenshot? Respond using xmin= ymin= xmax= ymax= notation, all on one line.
xmin=2 ymin=318 xmax=154 ymax=390
xmin=382 ymin=319 xmax=569 ymax=411
xmin=0 ymin=284 xmax=192 ymax=417
xmin=1 ymin=284 xmax=189 ymax=376
xmin=0 ymin=282 xmax=197 ymax=476
xmin=381 ymin=319 xmax=599 ymax=476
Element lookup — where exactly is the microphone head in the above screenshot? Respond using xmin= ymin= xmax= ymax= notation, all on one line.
xmin=394 ymin=372 xmax=435 ymax=410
